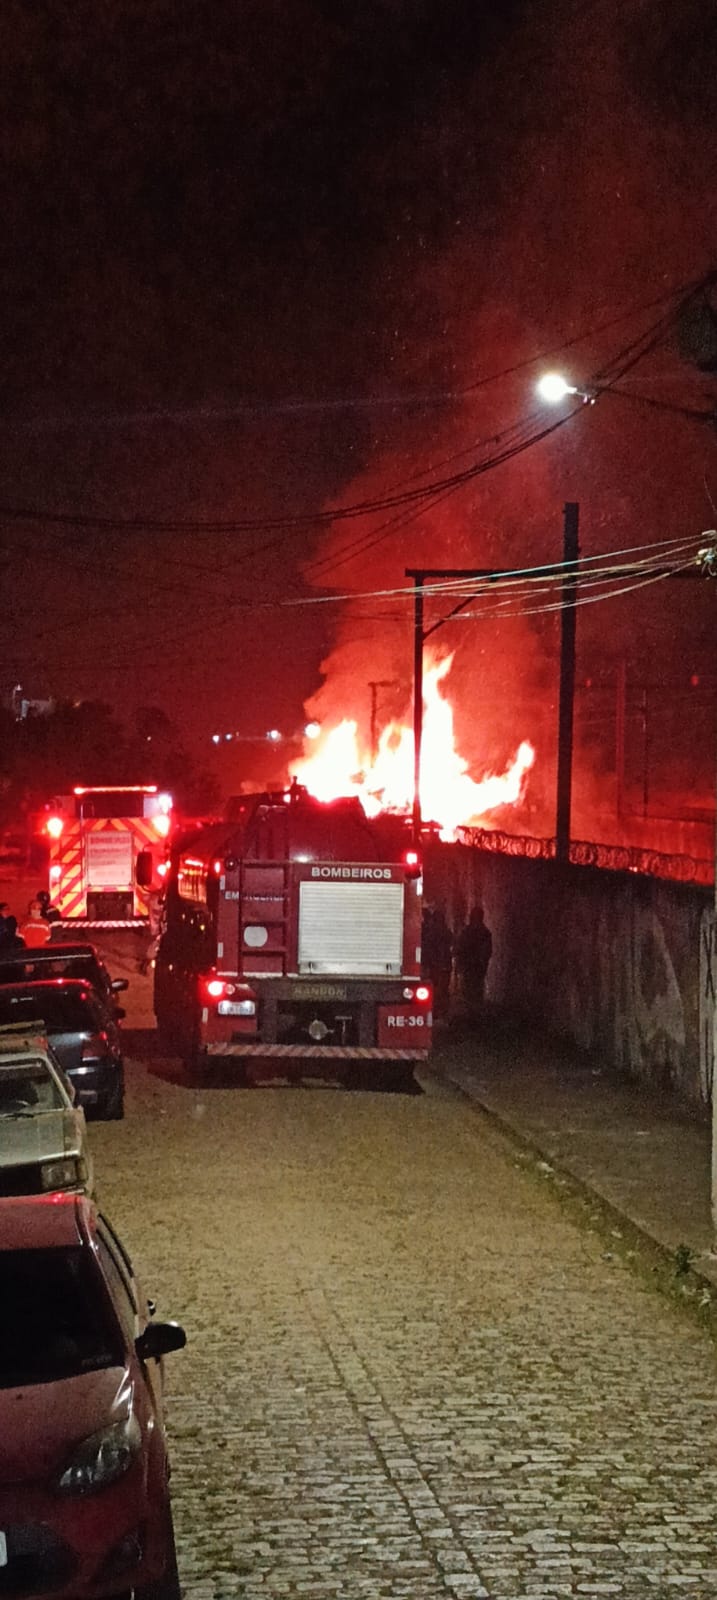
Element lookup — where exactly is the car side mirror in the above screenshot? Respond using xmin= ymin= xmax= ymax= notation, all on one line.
xmin=113 ymin=1006 xmax=126 ymax=1021
xmin=111 ymin=978 xmax=129 ymax=992
xmin=135 ymin=1320 xmax=187 ymax=1362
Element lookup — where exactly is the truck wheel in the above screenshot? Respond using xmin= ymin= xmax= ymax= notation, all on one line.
xmin=184 ymin=1024 xmax=206 ymax=1081
xmin=155 ymin=1012 xmax=176 ymax=1055
xmin=386 ymin=1065 xmax=420 ymax=1095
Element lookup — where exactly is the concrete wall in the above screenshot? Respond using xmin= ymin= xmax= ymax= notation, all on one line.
xmin=425 ymin=842 xmax=712 ymax=1110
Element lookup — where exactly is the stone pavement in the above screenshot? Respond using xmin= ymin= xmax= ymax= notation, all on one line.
xmin=436 ymin=1013 xmax=717 ymax=1287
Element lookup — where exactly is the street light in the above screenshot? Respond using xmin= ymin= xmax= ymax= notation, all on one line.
xmin=536 ymin=371 xmax=589 ymax=404
xmin=537 ymin=370 xmax=716 ymax=423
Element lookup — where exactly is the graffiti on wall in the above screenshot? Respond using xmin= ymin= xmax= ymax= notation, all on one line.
xmin=615 ymin=902 xmax=686 ymax=1088
xmin=557 ymin=897 xmax=686 ymax=1088
xmin=699 ymin=907 xmax=715 ymax=1103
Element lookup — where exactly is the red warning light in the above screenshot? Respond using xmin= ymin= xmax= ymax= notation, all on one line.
xmin=46 ymin=815 xmax=64 ymax=840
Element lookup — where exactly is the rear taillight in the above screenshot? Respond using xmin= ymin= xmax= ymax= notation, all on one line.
xmin=200 ymin=975 xmax=256 ymax=1013
xmin=82 ymin=1032 xmax=109 ymax=1060
xmin=415 ymin=985 xmax=431 ymax=1003
xmin=202 ymin=977 xmax=226 ymax=1001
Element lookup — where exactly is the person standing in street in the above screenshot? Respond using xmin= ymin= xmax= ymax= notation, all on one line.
xmin=19 ymin=899 xmax=53 ymax=948
xmin=0 ymin=914 xmax=25 ymax=952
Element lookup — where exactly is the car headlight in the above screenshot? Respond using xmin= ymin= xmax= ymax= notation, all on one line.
xmin=41 ymin=1157 xmax=80 ymax=1191
xmin=56 ymin=1415 xmax=142 ymax=1495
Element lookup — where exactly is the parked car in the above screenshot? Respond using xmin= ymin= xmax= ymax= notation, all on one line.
xmin=0 ymin=942 xmax=129 ymax=1016
xmin=0 ymin=1026 xmax=93 ymax=1197
xmin=0 ymin=1192 xmax=186 ymax=1600
xmin=0 ymin=981 xmax=125 ymax=1120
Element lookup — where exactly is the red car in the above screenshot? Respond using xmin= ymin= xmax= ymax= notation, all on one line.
xmin=0 ymin=1194 xmax=186 ymax=1599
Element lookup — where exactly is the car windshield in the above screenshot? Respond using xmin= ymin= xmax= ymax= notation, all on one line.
xmin=0 ymin=1059 xmax=66 ymax=1113
xmin=0 ymin=1246 xmax=123 ymax=1387
xmin=0 ymin=990 xmax=101 ymax=1032
xmin=0 ymin=956 xmax=104 ymax=989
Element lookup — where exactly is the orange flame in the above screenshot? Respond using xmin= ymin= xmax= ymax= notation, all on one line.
xmin=291 ymin=654 xmax=535 ymax=839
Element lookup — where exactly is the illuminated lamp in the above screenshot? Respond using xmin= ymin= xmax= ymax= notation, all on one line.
xmin=153 ymin=813 xmax=171 ymax=838
xmin=212 ymin=859 xmax=223 ymax=875
xmin=49 ymin=864 xmax=62 ymax=881
xmin=403 ymin=848 xmax=421 ymax=879
xmin=536 ymin=371 xmax=580 ymax=402
xmin=157 ymin=792 xmax=173 ymax=813
xmin=415 ymin=985 xmax=431 ymax=1003
xmin=304 ymin=721 xmax=321 ymax=740
xmin=156 ymin=861 xmax=169 ymax=878
xmin=205 ymin=978 xmax=226 ymax=999
xmin=46 ymin=815 xmax=64 ymax=839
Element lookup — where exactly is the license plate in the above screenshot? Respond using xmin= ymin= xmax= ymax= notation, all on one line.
xmin=290 ymin=984 xmax=348 ymax=1001
xmin=0 ymin=1533 xmax=7 ymax=1567
xmin=218 ymin=1000 xmax=247 ymax=1016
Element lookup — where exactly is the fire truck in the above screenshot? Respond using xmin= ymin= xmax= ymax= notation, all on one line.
xmin=153 ymin=783 xmax=432 ymax=1082
xmin=44 ymin=786 xmax=173 ymax=924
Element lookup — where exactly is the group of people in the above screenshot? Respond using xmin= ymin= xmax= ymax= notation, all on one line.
xmin=0 ymin=892 xmax=60 ymax=953
xmin=421 ymin=901 xmax=492 ymax=1023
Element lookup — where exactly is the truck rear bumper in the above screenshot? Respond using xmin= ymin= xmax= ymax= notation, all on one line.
xmin=55 ymin=918 xmax=148 ymax=930
xmin=205 ymin=1042 xmax=428 ymax=1061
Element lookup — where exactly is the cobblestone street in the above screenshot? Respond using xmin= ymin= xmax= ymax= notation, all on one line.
xmin=88 ymin=1026 xmax=717 ymax=1600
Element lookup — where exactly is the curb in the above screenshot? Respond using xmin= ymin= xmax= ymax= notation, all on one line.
xmin=441 ymin=1064 xmax=717 ymax=1344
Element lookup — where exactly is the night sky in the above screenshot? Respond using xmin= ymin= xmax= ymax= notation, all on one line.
xmin=2 ymin=0 xmax=716 ymax=809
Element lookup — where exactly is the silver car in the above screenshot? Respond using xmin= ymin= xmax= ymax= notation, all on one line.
xmin=0 ymin=1026 xmax=93 ymax=1197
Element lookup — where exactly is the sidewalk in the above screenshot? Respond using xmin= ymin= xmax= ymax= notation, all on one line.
xmin=437 ymin=1012 xmax=717 ymax=1288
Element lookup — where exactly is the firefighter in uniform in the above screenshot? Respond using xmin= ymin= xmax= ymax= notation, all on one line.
xmin=19 ymin=899 xmax=53 ymax=947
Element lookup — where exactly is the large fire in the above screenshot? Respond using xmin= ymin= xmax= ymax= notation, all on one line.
xmin=291 ymin=654 xmax=535 ymax=839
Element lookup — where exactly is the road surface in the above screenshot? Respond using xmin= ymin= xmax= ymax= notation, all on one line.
xmin=82 ymin=943 xmax=717 ymax=1598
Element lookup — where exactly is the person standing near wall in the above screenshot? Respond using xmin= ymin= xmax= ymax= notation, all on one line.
xmin=455 ymin=906 xmax=492 ymax=1025
xmin=421 ymin=901 xmax=454 ymax=1020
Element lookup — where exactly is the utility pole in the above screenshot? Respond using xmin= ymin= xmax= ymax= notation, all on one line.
xmin=713 ymin=581 xmax=717 ymax=1247
xmin=556 ymin=501 xmax=579 ymax=862
xmin=368 ymin=680 xmax=399 ymax=765
xmin=412 ymin=579 xmax=425 ymax=846
xmin=615 ymin=660 xmax=626 ymax=819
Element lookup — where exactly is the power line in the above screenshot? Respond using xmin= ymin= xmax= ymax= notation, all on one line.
xmin=3 ymin=532 xmax=710 ymax=681
xmin=0 ymin=272 xmax=711 ymax=541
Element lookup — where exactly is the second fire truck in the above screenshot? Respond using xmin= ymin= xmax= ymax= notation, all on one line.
xmin=44 ymin=786 xmax=173 ymax=924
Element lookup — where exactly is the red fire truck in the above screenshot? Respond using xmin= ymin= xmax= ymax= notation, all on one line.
xmin=153 ymin=784 xmax=432 ymax=1083
xmin=44 ymin=786 xmax=173 ymax=924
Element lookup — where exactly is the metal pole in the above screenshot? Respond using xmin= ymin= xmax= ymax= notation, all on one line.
xmin=412 ymin=575 xmax=425 ymax=845
xmin=640 ymin=688 xmax=650 ymax=818
xmin=712 ymin=591 xmax=717 ymax=1246
xmin=556 ymin=502 xmax=580 ymax=861
xmin=369 ymin=683 xmax=378 ymax=767
xmin=615 ymin=659 xmax=626 ymax=820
